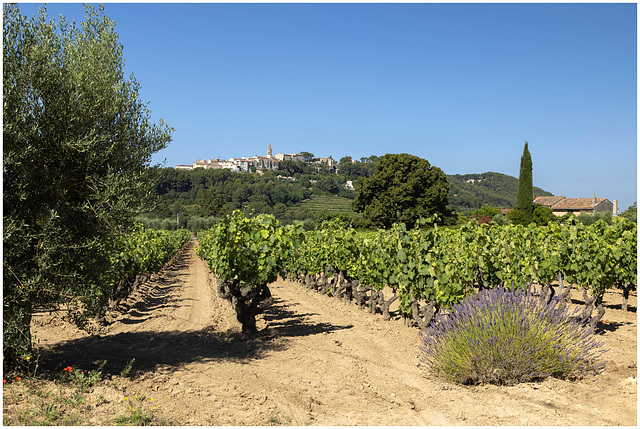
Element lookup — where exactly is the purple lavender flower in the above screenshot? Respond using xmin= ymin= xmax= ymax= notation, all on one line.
xmin=419 ymin=286 xmax=607 ymax=385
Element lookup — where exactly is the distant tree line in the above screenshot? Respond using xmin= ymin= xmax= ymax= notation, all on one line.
xmin=447 ymin=171 xmax=552 ymax=214
xmin=149 ymin=167 xmax=312 ymax=219
xmin=338 ymin=155 xmax=379 ymax=180
xmin=142 ymin=156 xmax=383 ymax=229
xmin=146 ymin=148 xmax=585 ymax=232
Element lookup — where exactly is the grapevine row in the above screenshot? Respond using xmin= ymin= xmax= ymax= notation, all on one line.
xmin=109 ymin=225 xmax=192 ymax=304
xmin=285 ymin=218 xmax=637 ymax=327
xmin=197 ymin=211 xmax=636 ymax=330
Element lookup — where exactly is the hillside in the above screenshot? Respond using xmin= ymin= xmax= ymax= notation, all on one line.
xmin=447 ymin=172 xmax=553 ymax=213
xmin=142 ymin=167 xmax=554 ymax=226
xmin=298 ymin=195 xmax=358 ymax=215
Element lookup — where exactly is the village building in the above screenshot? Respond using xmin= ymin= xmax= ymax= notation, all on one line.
xmin=250 ymin=155 xmax=280 ymax=170
xmin=229 ymin=157 xmax=250 ymax=172
xmin=315 ymin=156 xmax=336 ymax=168
xmin=218 ymin=160 xmax=239 ymax=172
xmin=534 ymin=194 xmax=618 ymax=216
xmin=175 ymin=142 xmax=334 ymax=173
xmin=274 ymin=152 xmax=305 ymax=162
xmin=193 ymin=159 xmax=210 ymax=169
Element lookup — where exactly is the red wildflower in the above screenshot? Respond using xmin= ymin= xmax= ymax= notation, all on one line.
xmin=15 ymin=377 xmax=21 ymax=382
xmin=63 ymin=366 xmax=73 ymax=373
xmin=3 ymin=379 xmax=6 ymax=384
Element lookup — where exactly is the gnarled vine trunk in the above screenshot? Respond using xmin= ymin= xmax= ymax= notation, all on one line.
xmin=410 ymin=293 xmax=436 ymax=330
xmin=217 ymin=278 xmax=273 ymax=334
xmin=580 ymin=288 xmax=606 ymax=328
xmin=557 ymin=282 xmax=573 ymax=311
xmin=379 ymin=290 xmax=397 ymax=321
xmin=620 ymin=282 xmax=635 ymax=312
xmin=540 ymin=283 xmax=555 ymax=306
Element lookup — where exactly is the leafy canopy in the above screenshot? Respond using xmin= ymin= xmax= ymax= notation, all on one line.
xmin=3 ymin=3 xmax=172 ymax=371
xmin=352 ymin=153 xmax=451 ymax=228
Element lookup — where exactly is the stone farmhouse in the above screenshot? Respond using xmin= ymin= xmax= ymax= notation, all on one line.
xmin=176 ymin=142 xmax=335 ymax=172
xmin=534 ymin=194 xmax=618 ymax=216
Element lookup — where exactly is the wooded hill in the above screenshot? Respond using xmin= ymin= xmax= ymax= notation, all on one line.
xmin=141 ymin=166 xmax=553 ymax=228
xmin=447 ymin=172 xmax=553 ymax=214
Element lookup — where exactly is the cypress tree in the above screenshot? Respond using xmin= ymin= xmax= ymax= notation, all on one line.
xmin=515 ymin=141 xmax=533 ymax=222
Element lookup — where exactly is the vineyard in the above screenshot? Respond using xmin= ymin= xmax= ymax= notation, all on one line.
xmin=298 ymin=195 xmax=359 ymax=215
xmin=3 ymin=3 xmax=635 ymax=424
xmin=197 ymin=212 xmax=637 ymax=333
xmin=10 ymin=218 xmax=636 ymax=425
xmin=108 ymin=226 xmax=192 ymax=305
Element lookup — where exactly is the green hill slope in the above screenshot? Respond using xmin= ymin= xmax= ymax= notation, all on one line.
xmin=298 ymin=195 xmax=357 ymax=215
xmin=447 ymin=172 xmax=553 ymax=213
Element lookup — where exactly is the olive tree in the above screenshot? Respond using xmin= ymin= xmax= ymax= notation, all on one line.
xmin=3 ymin=4 xmax=172 ymax=371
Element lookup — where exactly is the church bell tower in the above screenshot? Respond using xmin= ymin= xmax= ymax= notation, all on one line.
xmin=267 ymin=141 xmax=273 ymax=158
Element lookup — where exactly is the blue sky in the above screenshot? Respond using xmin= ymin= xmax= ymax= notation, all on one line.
xmin=14 ymin=2 xmax=638 ymax=211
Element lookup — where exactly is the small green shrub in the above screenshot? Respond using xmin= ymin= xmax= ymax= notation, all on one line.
xmin=577 ymin=211 xmax=613 ymax=226
xmin=419 ymin=286 xmax=606 ymax=385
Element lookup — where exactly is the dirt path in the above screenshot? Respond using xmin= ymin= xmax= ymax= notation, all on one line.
xmin=29 ymin=240 xmax=637 ymax=425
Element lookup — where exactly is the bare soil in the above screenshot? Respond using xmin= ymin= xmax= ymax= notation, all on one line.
xmin=8 ymin=240 xmax=638 ymax=425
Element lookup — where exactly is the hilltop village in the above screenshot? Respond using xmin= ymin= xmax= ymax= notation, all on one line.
xmin=171 ymin=143 xmax=623 ymax=219
xmin=176 ymin=142 xmax=336 ymax=173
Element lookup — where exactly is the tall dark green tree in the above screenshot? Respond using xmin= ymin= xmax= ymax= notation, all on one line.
xmin=511 ymin=141 xmax=533 ymax=224
xmin=353 ymin=153 xmax=451 ymax=228
xmin=3 ymin=4 xmax=172 ymax=371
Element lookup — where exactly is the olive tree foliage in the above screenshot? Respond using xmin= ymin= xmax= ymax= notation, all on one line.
xmin=3 ymin=4 xmax=173 ymax=371
xmin=352 ymin=153 xmax=452 ymax=229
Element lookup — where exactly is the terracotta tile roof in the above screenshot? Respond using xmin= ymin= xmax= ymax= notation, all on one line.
xmin=535 ymin=195 xmax=611 ymax=210
xmin=551 ymin=197 xmax=608 ymax=210
xmin=534 ymin=196 xmax=566 ymax=207
xmin=533 ymin=195 xmax=614 ymax=211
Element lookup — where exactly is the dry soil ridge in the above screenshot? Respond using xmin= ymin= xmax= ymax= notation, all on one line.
xmin=29 ymin=240 xmax=637 ymax=425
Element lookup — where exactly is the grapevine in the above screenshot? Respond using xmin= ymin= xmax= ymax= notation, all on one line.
xmin=284 ymin=217 xmax=637 ymax=328
xmin=196 ymin=212 xmax=636 ymax=332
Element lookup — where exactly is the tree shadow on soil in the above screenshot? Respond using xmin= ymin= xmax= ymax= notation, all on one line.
xmin=596 ymin=320 xmax=634 ymax=334
xmin=36 ymin=298 xmax=352 ymax=379
xmin=262 ymin=297 xmax=353 ymax=339
xmin=35 ymin=326 xmax=281 ymax=378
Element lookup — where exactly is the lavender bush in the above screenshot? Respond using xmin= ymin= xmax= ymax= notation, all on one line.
xmin=419 ymin=286 xmax=607 ymax=385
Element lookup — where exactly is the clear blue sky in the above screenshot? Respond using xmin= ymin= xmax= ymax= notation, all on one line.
xmin=14 ymin=2 xmax=638 ymax=211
